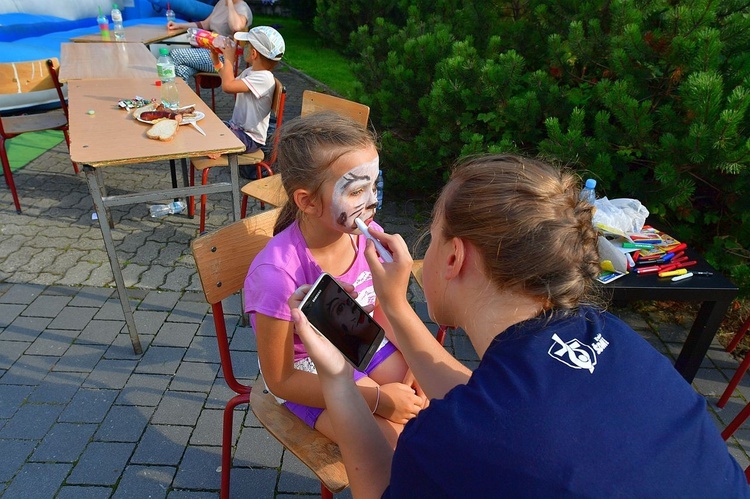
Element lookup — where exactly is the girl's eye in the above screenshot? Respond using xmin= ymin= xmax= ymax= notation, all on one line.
xmin=350 ymin=188 xmax=364 ymax=196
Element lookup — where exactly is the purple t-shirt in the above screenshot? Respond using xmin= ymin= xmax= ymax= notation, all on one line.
xmin=244 ymin=220 xmax=383 ymax=362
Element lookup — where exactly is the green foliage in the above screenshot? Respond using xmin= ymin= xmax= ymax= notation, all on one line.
xmin=317 ymin=0 xmax=750 ymax=293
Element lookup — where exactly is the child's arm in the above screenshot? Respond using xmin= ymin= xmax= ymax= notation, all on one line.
xmin=210 ymin=46 xmax=250 ymax=95
xmin=256 ymin=312 xmax=422 ymax=423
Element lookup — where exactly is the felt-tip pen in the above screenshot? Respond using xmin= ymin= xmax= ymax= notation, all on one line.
xmin=355 ymin=218 xmax=393 ymax=263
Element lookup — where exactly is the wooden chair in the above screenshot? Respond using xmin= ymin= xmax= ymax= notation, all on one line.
xmin=189 ymin=77 xmax=286 ymax=233
xmin=190 ymin=208 xmax=348 ymax=498
xmin=0 ymin=58 xmax=78 ymax=213
xmin=240 ymin=90 xmax=370 ymax=211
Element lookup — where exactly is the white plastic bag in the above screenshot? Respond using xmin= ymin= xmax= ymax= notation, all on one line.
xmin=592 ymin=197 xmax=649 ymax=234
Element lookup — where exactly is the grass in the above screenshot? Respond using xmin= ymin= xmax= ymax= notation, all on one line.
xmin=254 ymin=15 xmax=359 ymax=98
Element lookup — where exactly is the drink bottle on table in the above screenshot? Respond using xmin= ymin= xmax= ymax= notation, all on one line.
xmin=166 ymin=7 xmax=176 ymax=26
xmin=156 ymin=48 xmax=179 ymax=109
xmin=111 ymin=3 xmax=125 ymax=41
xmin=97 ymin=6 xmax=110 ymax=40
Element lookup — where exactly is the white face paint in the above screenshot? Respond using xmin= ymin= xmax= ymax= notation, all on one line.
xmin=331 ymin=156 xmax=380 ymax=230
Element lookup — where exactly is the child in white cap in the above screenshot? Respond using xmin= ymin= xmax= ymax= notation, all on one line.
xmin=207 ymin=26 xmax=285 ymax=163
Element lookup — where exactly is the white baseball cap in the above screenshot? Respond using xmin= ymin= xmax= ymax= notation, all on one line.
xmin=235 ymin=26 xmax=285 ymax=61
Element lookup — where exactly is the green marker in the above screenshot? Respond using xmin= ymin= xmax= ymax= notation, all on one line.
xmin=622 ymin=242 xmax=654 ymax=249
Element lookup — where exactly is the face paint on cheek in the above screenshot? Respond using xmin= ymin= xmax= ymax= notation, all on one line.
xmin=331 ymin=156 xmax=380 ymax=228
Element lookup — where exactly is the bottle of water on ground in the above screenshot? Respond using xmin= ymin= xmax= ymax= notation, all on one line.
xmin=579 ymin=178 xmax=597 ymax=205
xmin=149 ymin=201 xmax=186 ymax=218
xmin=111 ymin=3 xmax=125 ymax=41
xmin=156 ymin=48 xmax=179 ymax=109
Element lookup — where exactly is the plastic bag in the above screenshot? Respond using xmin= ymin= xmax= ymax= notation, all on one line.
xmin=592 ymin=197 xmax=649 ymax=234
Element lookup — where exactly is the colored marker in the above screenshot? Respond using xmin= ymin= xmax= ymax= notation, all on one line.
xmin=658 ymin=268 xmax=688 ymax=278
xmin=622 ymin=242 xmax=654 ymax=249
xmin=672 ymin=272 xmax=694 ymax=282
xmin=691 ymin=271 xmax=713 ymax=276
xmin=355 ymin=218 xmax=393 ymax=263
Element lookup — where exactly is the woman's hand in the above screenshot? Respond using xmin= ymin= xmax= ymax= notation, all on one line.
xmin=363 ymin=229 xmax=413 ymax=314
xmin=375 ymin=382 xmax=424 ymax=424
xmin=167 ymin=21 xmax=179 ymax=31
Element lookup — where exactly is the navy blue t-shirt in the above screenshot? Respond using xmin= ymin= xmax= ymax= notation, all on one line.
xmin=384 ymin=307 xmax=748 ymax=497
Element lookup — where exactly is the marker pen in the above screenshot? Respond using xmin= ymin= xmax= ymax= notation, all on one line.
xmin=635 ymin=265 xmax=661 ymax=274
xmin=355 ymin=218 xmax=393 ymax=263
xmin=673 ymin=260 xmax=697 ymax=270
xmin=658 ymin=268 xmax=688 ymax=278
xmin=622 ymin=242 xmax=654 ymax=249
xmin=672 ymin=272 xmax=694 ymax=282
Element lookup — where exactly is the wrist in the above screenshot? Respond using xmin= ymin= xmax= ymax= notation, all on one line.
xmin=213 ymin=61 xmax=224 ymax=71
xmin=371 ymin=385 xmax=381 ymax=415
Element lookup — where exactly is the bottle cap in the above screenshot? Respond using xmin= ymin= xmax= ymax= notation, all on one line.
xmin=585 ymin=179 xmax=597 ymax=189
xmin=155 ymin=80 xmax=162 ymax=86
xmin=159 ymin=47 xmax=169 ymax=55
xmin=113 ymin=3 xmax=118 ymax=8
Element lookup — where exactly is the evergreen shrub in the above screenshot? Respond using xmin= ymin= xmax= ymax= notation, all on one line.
xmin=316 ymin=0 xmax=750 ymax=292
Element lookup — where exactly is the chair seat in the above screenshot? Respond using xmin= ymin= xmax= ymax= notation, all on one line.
xmin=2 ymin=110 xmax=67 ymax=136
xmin=241 ymin=174 xmax=287 ymax=207
xmin=192 ymin=149 xmax=264 ymax=171
xmin=249 ymin=376 xmax=349 ymax=494
xmin=195 ymin=72 xmax=223 ymax=89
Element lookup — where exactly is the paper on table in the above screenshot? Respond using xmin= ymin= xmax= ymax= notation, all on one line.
xmin=598 ymin=235 xmax=628 ymax=273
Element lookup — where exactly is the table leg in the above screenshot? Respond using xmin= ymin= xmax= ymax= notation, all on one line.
xmin=180 ymin=158 xmax=193 ymax=218
xmin=83 ymin=165 xmax=143 ymax=355
xmin=674 ymin=298 xmax=733 ymax=383
xmin=93 ymin=168 xmax=114 ymax=228
xmin=228 ymin=153 xmax=248 ymax=325
xmin=169 ymin=159 xmax=178 ymax=201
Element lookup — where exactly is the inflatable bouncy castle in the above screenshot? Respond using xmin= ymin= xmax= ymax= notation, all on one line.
xmin=0 ymin=0 xmax=218 ymax=111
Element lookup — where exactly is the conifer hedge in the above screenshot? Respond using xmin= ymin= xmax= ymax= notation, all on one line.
xmin=313 ymin=0 xmax=750 ymax=291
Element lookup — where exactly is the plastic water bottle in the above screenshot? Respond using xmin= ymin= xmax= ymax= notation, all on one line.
xmin=149 ymin=201 xmax=186 ymax=218
xmin=376 ymin=170 xmax=384 ymax=209
xmin=166 ymin=7 xmax=176 ymax=26
xmin=579 ymin=178 xmax=597 ymax=205
xmin=156 ymin=48 xmax=179 ymax=109
xmin=186 ymin=28 xmax=231 ymax=52
xmin=97 ymin=7 xmax=110 ymax=41
xmin=111 ymin=3 xmax=125 ymax=41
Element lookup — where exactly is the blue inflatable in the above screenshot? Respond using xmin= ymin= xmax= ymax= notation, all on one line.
xmin=147 ymin=0 xmax=214 ymax=21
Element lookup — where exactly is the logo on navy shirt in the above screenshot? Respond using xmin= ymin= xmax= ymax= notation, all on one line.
xmin=548 ymin=333 xmax=609 ymax=373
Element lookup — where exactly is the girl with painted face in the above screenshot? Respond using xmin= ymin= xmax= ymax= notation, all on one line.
xmin=244 ymin=112 xmax=425 ymax=448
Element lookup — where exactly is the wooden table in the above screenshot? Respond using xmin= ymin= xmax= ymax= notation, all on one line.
xmin=70 ymin=24 xmax=186 ymax=44
xmin=59 ymin=42 xmax=157 ymax=82
xmin=68 ymin=77 xmax=245 ymax=354
xmin=604 ymin=248 xmax=738 ymax=383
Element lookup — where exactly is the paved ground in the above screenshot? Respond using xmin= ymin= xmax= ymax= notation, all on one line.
xmin=1 ymin=63 xmax=750 ymax=497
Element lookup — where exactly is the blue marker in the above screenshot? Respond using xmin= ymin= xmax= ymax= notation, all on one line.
xmin=355 ymin=218 xmax=393 ymax=263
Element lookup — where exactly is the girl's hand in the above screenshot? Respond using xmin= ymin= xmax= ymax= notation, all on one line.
xmin=288 ymin=282 xmax=374 ymax=314
xmin=375 ymin=382 xmax=424 ymax=424
xmin=363 ymin=229 xmax=412 ymax=312
xmin=290 ymin=307 xmax=352 ymax=380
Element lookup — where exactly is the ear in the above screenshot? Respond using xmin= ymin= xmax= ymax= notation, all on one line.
xmin=293 ymin=188 xmax=321 ymax=217
xmin=444 ymin=237 xmax=466 ymax=280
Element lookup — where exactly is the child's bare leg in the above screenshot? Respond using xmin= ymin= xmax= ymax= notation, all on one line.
xmin=367 ymin=350 xmax=409 ymax=385
xmin=315 ymin=408 xmax=401 ymax=449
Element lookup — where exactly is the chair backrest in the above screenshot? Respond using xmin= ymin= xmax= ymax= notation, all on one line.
xmin=263 ymin=77 xmax=286 ymax=167
xmin=0 ymin=58 xmax=60 ymax=95
xmin=300 ymin=90 xmax=370 ymax=127
xmin=192 ymin=208 xmax=280 ymax=305
xmin=45 ymin=59 xmax=69 ymax=119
